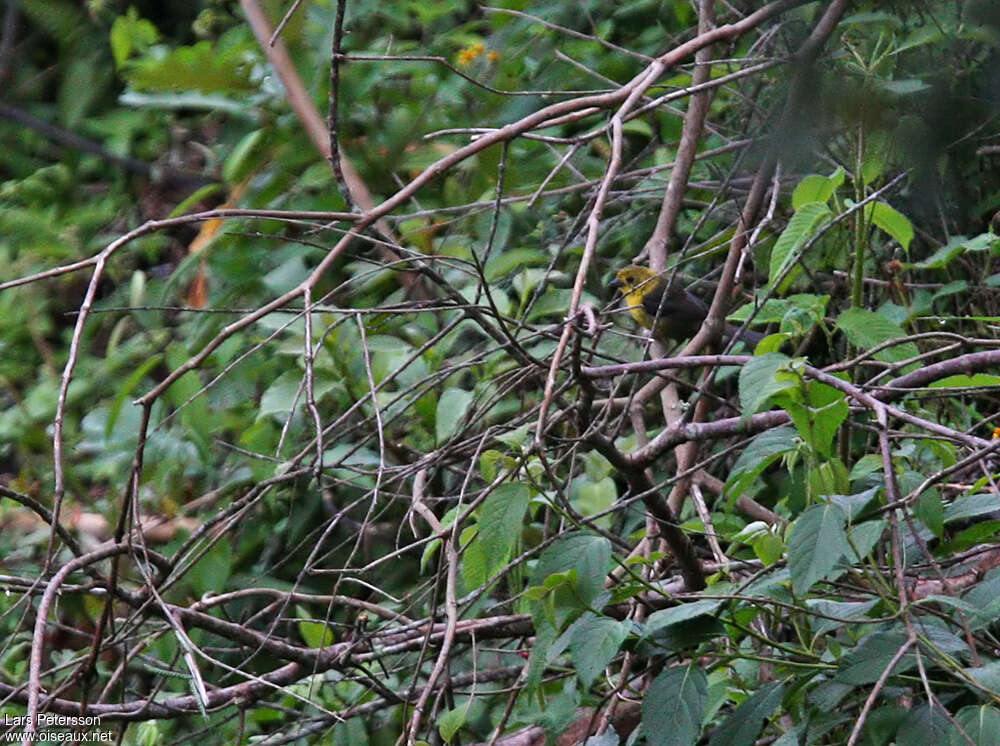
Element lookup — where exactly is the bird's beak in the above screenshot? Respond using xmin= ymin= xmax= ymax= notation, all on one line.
xmin=609 ymin=277 xmax=622 ymax=291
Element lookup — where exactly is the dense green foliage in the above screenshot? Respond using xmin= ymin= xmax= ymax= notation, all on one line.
xmin=4 ymin=1 xmax=1000 ymax=744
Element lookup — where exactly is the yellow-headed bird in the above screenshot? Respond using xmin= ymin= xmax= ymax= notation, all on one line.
xmin=610 ymin=265 xmax=763 ymax=346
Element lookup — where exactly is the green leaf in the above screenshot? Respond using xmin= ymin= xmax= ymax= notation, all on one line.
xmin=850 ymin=454 xmax=883 ymax=480
xmin=836 ymin=308 xmax=919 ymax=363
xmin=644 ymin=599 xmax=724 ymax=637
xmin=963 ymin=660 xmax=1000 ymax=692
xmin=709 ymin=682 xmax=784 ymax=746
xmin=190 ymin=538 xmax=232 ymax=596
xmin=573 ymin=476 xmax=617 ymax=528
xmin=805 ymin=599 xmax=879 ymax=636
xmin=642 ymin=665 xmax=708 ymax=746
xmin=106 ymin=353 xmax=163 ymax=438
xmin=477 ymin=483 xmax=531 ymax=577
xmin=167 ymin=183 xmax=223 ymax=219
xmin=896 ymin=704 xmax=956 ymax=745
xmin=769 ymin=202 xmax=830 ymax=288
xmin=436 ymin=388 xmax=474 ymax=443
xmin=791 ymin=168 xmax=844 ymax=210
xmin=726 ymin=427 xmax=799 ymax=496
xmin=944 ymin=494 xmax=1000 ymax=524
xmin=929 ymin=374 xmax=1000 ymax=389
xmin=827 ymin=486 xmax=881 ymax=520
xmin=297 ymin=607 xmax=336 ymax=649
xmin=460 ymin=525 xmax=488 ymax=588
xmin=836 ymin=630 xmax=914 ymax=684
xmin=258 ymin=371 xmax=303 ymax=420
xmin=123 ymin=40 xmax=255 ymax=93
xmin=223 ymin=129 xmax=269 ymax=185
xmin=953 ymin=705 xmax=1000 ymax=745
xmin=531 ymin=533 xmax=612 ymax=612
xmin=921 ymin=595 xmax=1000 ymax=632
xmin=915 ymin=490 xmax=944 ymax=537
xmin=788 ymin=502 xmax=848 ymax=595
xmin=868 ymin=201 xmax=914 ymax=250
xmin=780 ymin=380 xmax=848 ymax=458
xmin=846 ymin=520 xmax=886 ymax=562
xmin=906 ymin=236 xmax=968 ymax=269
xmin=109 ymin=8 xmax=160 ymax=67
xmin=751 ymin=532 xmax=785 ymax=566
xmin=569 ymin=613 xmax=627 ymax=688
xmin=484 ymin=248 xmax=548 ymax=281
xmin=438 ymin=702 xmax=469 ymax=742
xmin=738 ymin=353 xmax=798 ymax=415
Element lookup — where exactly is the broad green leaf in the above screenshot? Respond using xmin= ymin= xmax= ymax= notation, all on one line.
xmin=792 ymin=168 xmax=844 ymax=210
xmin=769 ymin=202 xmax=830 ymax=288
xmin=896 ymin=704 xmax=956 ymax=745
xmin=929 ymin=374 xmax=1000 ymax=389
xmin=780 ymin=380 xmax=848 ymax=458
xmin=953 ymin=705 xmax=1000 ymax=745
xmin=525 ymin=622 xmax=557 ymax=691
xmin=728 ymin=294 xmax=828 ymax=324
xmin=868 ymin=201 xmax=914 ymax=250
xmin=478 ymin=483 xmax=531 ymax=577
xmin=642 ymin=665 xmax=708 ymax=746
xmin=709 ymin=682 xmax=784 ymax=746
xmin=738 ymin=353 xmax=798 ymax=415
xmin=726 ymin=427 xmax=799 ymax=496
xmin=297 ymin=607 xmax=336 ymax=649
xmin=460 ymin=525 xmax=487 ymax=588
xmin=484 ymin=248 xmax=549 ymax=281
xmin=190 ymin=538 xmax=232 ymax=596
xmin=569 ymin=613 xmax=627 ymax=688
xmin=438 ymin=702 xmax=469 ymax=742
xmin=944 ymin=494 xmax=1000 ymax=524
xmin=109 ymin=8 xmax=160 ymax=67
xmin=258 ymin=371 xmax=303 ymax=420
xmin=751 ymin=532 xmax=785 ymax=566
xmin=849 ymin=454 xmax=883 ymax=480
xmin=915 ymin=490 xmax=944 ymax=537
xmin=123 ymin=40 xmax=255 ymax=93
xmin=573 ymin=476 xmax=617 ymax=528
xmin=479 ymin=450 xmax=506 ymax=482
xmin=846 ymin=519 xmax=886 ymax=561
xmin=921 ymin=595 xmax=1000 ymax=632
xmin=788 ymin=502 xmax=848 ymax=595
xmin=835 ymin=630 xmax=914 ymax=684
xmin=906 ymin=236 xmax=968 ymax=269
xmin=644 ymin=599 xmax=724 ymax=637
xmin=165 ymin=343 xmax=212 ymax=442
xmin=436 ymin=388 xmax=474 ymax=443
xmin=826 ymin=487 xmax=881 ymax=521
xmin=584 ymin=452 xmax=613 ymax=481
xmin=963 ymin=660 xmax=1000 ymax=692
xmin=836 ymin=308 xmax=919 ymax=363
xmin=805 ymin=599 xmax=879 ymax=636
xmin=531 ymin=533 xmax=612 ymax=612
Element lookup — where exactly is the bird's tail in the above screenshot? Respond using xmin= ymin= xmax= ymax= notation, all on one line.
xmin=723 ymin=324 xmax=765 ymax=349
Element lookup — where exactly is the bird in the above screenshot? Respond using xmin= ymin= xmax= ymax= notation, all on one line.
xmin=609 ymin=265 xmax=764 ymax=347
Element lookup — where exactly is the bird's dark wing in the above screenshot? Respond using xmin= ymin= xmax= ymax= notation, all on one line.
xmin=640 ymin=280 xmax=708 ymax=324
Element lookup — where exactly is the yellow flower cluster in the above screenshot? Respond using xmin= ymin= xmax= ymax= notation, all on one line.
xmin=457 ymin=42 xmax=500 ymax=66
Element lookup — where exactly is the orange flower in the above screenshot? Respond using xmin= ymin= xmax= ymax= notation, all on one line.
xmin=457 ymin=42 xmax=485 ymax=66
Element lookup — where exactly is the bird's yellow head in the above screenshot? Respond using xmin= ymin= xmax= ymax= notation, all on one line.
xmin=610 ymin=265 xmax=658 ymax=296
